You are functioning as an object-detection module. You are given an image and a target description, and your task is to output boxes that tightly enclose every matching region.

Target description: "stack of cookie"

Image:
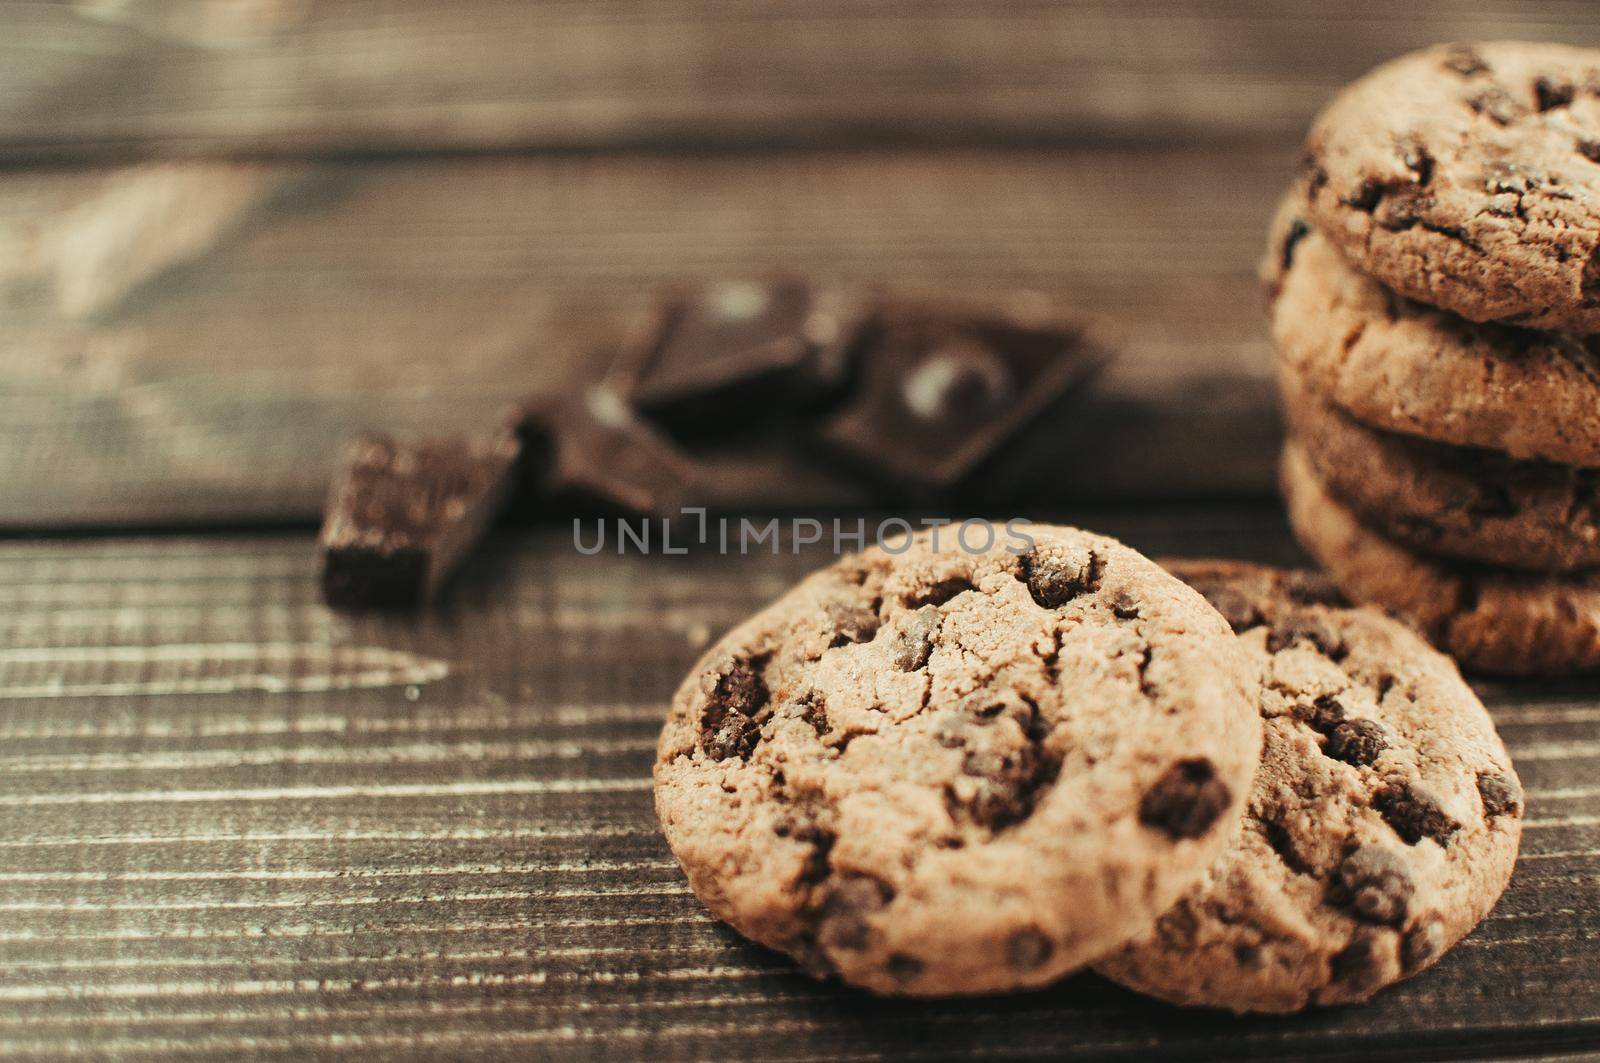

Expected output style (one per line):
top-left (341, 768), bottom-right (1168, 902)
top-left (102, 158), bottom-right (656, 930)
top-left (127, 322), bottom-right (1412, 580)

top-left (1268, 41), bottom-right (1600, 675)
top-left (654, 529), bottom-right (1525, 1011)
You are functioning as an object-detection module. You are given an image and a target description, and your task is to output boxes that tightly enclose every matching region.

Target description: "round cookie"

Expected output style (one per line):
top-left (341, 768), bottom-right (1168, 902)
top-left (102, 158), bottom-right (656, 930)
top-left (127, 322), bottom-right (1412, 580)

top-left (1302, 41), bottom-right (1600, 332)
top-left (654, 525), bottom-right (1262, 996)
top-left (1094, 561), bottom-right (1524, 1014)
top-left (1282, 441), bottom-right (1600, 676)
top-left (1281, 362), bottom-right (1600, 572)
top-left (1266, 195), bottom-right (1600, 467)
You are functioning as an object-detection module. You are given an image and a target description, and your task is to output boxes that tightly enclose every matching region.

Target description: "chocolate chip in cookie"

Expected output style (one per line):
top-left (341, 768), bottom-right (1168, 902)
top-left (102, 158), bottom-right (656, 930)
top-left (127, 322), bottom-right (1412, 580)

top-left (950, 741), bottom-right (1060, 833)
top-left (1335, 845), bottom-right (1416, 925)
top-left (814, 875), bottom-right (895, 952)
top-left (699, 655), bottom-right (771, 760)
top-left (1374, 782), bottom-right (1461, 846)
top-left (704, 656), bottom-right (769, 717)
top-left (1402, 917), bottom-right (1448, 971)
top-left (891, 606), bottom-right (941, 671)
top-left (1477, 771), bottom-right (1525, 820)
top-left (1018, 548), bottom-right (1105, 608)
top-left (1442, 45), bottom-right (1489, 77)
top-left (826, 600), bottom-right (881, 648)
top-left (1140, 758), bottom-right (1232, 840)
top-left (1329, 929), bottom-right (1387, 993)
top-left (1324, 719), bottom-right (1392, 767)
top-left (702, 712), bottom-right (761, 761)
top-left (1006, 928), bottom-right (1054, 970)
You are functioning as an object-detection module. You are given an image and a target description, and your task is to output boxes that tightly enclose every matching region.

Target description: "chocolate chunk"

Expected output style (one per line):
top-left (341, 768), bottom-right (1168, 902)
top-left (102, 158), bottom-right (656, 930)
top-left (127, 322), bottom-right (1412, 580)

top-left (1376, 188), bottom-right (1434, 231)
top-left (319, 432), bottom-right (521, 609)
top-left (1535, 76), bottom-right (1575, 111)
top-left (1442, 45), bottom-right (1489, 77)
top-left (1006, 928), bottom-right (1054, 970)
top-left (826, 601), bottom-right (880, 648)
top-left (632, 281), bottom-right (869, 436)
top-left (1155, 905), bottom-right (1200, 949)
top-left (1019, 548), bottom-right (1104, 608)
top-left (1374, 782), bottom-right (1461, 846)
top-left (892, 606), bottom-right (940, 671)
top-left (704, 657), bottom-right (770, 718)
top-left (1477, 771), bottom-right (1525, 820)
top-left (1402, 918), bottom-right (1447, 971)
top-left (1139, 758), bottom-right (1232, 839)
top-left (815, 875), bottom-right (893, 951)
top-left (698, 656), bottom-right (770, 760)
top-left (816, 295), bottom-right (1107, 489)
top-left (1579, 139), bottom-right (1600, 165)
top-left (1467, 84), bottom-right (1527, 125)
top-left (1324, 719), bottom-right (1391, 767)
top-left (1336, 845), bottom-right (1415, 925)
top-left (1329, 929), bottom-right (1386, 991)
top-left (948, 739), bottom-right (1059, 832)
top-left (1296, 693), bottom-right (1349, 735)
top-left (1110, 590), bottom-right (1142, 620)
top-left (702, 711), bottom-right (760, 761)
top-left (519, 387), bottom-right (699, 519)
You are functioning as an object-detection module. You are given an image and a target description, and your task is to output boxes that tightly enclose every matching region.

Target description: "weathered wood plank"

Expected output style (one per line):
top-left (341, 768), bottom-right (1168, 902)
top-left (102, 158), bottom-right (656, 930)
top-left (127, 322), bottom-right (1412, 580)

top-left (0, 145), bottom-right (1292, 526)
top-left (2, 1), bottom-right (1599, 161)
top-left (0, 520), bottom-right (1594, 1060)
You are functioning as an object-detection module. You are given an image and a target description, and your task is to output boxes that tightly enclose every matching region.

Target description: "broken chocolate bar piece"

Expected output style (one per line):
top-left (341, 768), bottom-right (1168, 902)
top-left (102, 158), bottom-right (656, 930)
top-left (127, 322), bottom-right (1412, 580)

top-left (320, 432), bottom-right (520, 609)
top-left (518, 386), bottom-right (699, 519)
top-left (815, 294), bottom-right (1107, 489)
top-left (631, 280), bottom-right (870, 436)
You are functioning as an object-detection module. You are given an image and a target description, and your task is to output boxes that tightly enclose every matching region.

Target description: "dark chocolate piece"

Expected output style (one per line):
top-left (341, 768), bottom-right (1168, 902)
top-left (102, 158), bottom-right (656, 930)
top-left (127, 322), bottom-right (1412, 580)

top-left (320, 432), bottom-right (520, 609)
top-left (815, 294), bottom-right (1105, 489)
top-left (519, 386), bottom-right (699, 519)
top-left (631, 280), bottom-right (870, 436)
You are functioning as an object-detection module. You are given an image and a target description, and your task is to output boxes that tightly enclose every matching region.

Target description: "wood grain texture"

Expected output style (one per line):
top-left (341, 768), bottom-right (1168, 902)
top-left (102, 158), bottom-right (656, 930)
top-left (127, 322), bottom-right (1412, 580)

top-left (0, 144), bottom-right (1290, 527)
top-left (0, 516), bottom-right (1595, 1060)
top-left (2, 1), bottom-right (1600, 161)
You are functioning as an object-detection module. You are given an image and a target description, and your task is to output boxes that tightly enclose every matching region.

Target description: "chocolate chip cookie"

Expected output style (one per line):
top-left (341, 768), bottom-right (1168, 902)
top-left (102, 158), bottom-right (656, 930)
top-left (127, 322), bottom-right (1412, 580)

top-left (1267, 196), bottom-right (1600, 467)
top-left (654, 525), bottom-right (1262, 996)
top-left (1302, 41), bottom-right (1600, 332)
top-left (1281, 363), bottom-right (1600, 572)
top-left (1283, 442), bottom-right (1600, 675)
top-left (1094, 561), bottom-right (1524, 1013)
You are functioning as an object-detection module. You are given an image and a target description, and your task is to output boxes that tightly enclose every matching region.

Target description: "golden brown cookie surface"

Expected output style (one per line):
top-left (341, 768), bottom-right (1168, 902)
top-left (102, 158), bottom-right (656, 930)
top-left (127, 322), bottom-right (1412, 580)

top-left (1095, 560), bottom-right (1524, 1013)
top-left (653, 525), bottom-right (1261, 996)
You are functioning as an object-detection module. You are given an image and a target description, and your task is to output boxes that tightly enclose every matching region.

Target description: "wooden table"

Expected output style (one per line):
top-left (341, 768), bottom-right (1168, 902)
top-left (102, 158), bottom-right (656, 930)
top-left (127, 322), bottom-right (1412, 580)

top-left (2, 512), bottom-right (1597, 1060)
top-left (4, 2), bottom-right (1600, 1058)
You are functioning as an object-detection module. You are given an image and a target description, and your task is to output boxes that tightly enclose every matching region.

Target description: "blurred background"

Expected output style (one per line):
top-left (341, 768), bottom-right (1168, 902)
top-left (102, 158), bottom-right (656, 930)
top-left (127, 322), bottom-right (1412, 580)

top-left (3, 0), bottom-right (1597, 527)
